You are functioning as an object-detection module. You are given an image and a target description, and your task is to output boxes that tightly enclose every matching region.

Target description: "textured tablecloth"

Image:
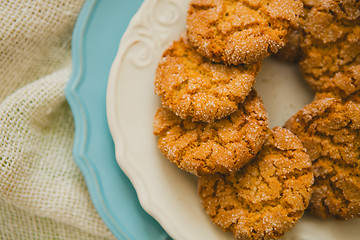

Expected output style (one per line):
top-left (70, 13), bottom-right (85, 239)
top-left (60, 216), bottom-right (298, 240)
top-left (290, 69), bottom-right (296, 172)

top-left (0, 1), bottom-right (115, 239)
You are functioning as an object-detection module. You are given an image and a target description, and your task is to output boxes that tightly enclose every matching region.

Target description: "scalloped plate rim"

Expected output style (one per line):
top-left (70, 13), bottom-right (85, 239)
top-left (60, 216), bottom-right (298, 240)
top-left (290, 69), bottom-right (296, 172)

top-left (106, 1), bottom-right (190, 239)
top-left (65, 0), bottom-right (128, 237)
top-left (65, 0), bottom-right (169, 239)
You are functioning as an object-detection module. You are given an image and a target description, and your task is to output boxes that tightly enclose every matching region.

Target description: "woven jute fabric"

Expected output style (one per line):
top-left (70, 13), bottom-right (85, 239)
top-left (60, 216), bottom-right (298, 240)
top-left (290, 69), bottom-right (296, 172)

top-left (0, 1), bottom-right (115, 239)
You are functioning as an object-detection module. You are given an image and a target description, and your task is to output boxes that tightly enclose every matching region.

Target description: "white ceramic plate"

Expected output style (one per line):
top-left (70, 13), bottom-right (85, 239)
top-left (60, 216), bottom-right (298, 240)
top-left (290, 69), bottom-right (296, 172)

top-left (107, 0), bottom-right (360, 239)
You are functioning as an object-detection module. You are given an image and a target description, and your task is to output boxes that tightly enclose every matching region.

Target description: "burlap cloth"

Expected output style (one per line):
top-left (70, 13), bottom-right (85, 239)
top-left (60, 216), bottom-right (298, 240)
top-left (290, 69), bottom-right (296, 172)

top-left (0, 1), bottom-right (116, 239)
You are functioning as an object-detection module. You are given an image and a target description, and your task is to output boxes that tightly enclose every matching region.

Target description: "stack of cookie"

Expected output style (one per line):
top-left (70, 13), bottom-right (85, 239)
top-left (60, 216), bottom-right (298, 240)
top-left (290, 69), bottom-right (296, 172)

top-left (280, 0), bottom-right (360, 221)
top-left (153, 1), bottom-right (318, 239)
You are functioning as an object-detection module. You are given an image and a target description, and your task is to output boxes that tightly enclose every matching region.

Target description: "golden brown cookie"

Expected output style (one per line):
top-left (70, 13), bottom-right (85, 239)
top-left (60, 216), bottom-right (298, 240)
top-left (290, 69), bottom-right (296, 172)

top-left (285, 95), bottom-right (360, 219)
top-left (299, 0), bottom-right (360, 98)
top-left (155, 36), bottom-right (261, 123)
top-left (198, 127), bottom-right (313, 240)
top-left (153, 90), bottom-right (268, 176)
top-left (186, 0), bottom-right (304, 65)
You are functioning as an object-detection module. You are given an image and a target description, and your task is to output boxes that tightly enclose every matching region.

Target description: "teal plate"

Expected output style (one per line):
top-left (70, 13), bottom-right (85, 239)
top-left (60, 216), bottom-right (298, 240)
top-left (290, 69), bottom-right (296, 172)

top-left (65, 0), bottom-right (169, 239)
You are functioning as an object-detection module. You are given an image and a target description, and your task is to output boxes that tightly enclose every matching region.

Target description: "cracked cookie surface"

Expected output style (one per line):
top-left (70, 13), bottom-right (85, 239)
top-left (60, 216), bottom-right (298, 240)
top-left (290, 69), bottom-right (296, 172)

top-left (155, 36), bottom-right (260, 123)
top-left (285, 95), bottom-right (360, 219)
top-left (198, 127), bottom-right (313, 240)
top-left (153, 90), bottom-right (268, 176)
top-left (299, 0), bottom-right (360, 98)
top-left (186, 0), bottom-right (304, 65)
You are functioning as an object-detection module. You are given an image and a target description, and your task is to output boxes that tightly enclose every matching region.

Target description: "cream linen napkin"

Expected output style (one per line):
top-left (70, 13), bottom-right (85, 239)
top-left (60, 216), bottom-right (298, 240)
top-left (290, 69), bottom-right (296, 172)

top-left (0, 1), bottom-right (115, 239)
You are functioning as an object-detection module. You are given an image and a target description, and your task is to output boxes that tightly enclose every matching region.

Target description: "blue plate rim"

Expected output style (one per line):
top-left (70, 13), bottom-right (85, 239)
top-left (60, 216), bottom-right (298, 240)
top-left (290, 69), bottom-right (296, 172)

top-left (65, 0), bottom-right (131, 238)
top-left (64, 0), bottom-right (168, 239)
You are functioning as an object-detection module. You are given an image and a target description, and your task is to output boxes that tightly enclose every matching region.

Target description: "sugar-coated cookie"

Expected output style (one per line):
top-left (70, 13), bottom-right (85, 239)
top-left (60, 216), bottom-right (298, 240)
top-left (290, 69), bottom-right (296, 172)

top-left (286, 95), bottom-right (360, 219)
top-left (299, 0), bottom-right (360, 98)
top-left (198, 127), bottom-right (313, 240)
top-left (155, 36), bottom-right (261, 123)
top-left (186, 0), bottom-right (304, 65)
top-left (153, 90), bottom-right (268, 176)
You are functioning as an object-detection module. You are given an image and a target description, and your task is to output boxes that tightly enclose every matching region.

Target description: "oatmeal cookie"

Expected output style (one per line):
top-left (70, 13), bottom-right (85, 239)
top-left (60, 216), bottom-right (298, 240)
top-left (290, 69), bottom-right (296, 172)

top-left (186, 0), bottom-right (304, 65)
top-left (285, 95), bottom-right (360, 219)
top-left (198, 127), bottom-right (313, 240)
top-left (153, 90), bottom-right (268, 176)
top-left (299, 0), bottom-right (360, 98)
top-left (155, 36), bottom-right (261, 123)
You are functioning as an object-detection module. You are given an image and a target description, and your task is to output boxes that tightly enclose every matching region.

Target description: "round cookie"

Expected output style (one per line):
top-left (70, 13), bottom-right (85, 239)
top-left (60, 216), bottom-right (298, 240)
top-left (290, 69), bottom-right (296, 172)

top-left (186, 0), bottom-right (304, 65)
top-left (299, 0), bottom-right (360, 98)
top-left (285, 95), bottom-right (360, 219)
top-left (153, 90), bottom-right (268, 176)
top-left (155, 36), bottom-right (261, 123)
top-left (198, 127), bottom-right (313, 240)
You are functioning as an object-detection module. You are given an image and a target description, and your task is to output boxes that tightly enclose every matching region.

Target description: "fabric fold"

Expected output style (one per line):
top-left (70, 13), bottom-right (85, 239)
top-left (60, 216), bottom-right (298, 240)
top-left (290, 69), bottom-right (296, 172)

top-left (0, 1), bottom-right (115, 239)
